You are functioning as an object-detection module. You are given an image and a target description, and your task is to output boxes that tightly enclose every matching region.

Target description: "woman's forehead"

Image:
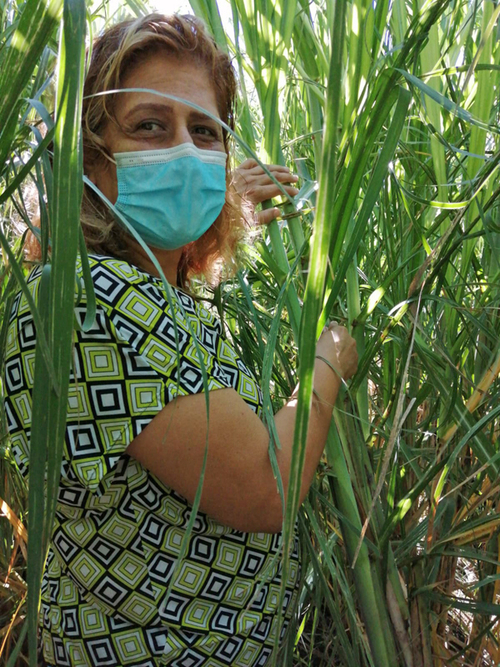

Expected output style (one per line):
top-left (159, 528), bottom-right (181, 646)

top-left (116, 54), bottom-right (221, 116)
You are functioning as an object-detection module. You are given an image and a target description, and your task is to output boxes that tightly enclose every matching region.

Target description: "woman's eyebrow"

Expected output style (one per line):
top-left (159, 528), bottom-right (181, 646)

top-left (122, 102), bottom-right (173, 121)
top-left (189, 110), bottom-right (219, 123)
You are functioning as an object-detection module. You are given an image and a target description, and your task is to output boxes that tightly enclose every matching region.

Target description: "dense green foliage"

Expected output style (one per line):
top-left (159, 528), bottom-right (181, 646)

top-left (1, 0), bottom-right (500, 665)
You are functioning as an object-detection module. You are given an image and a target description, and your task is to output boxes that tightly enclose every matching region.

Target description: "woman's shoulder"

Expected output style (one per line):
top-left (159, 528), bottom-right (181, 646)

top-left (80, 255), bottom-right (224, 333)
top-left (82, 254), bottom-right (157, 289)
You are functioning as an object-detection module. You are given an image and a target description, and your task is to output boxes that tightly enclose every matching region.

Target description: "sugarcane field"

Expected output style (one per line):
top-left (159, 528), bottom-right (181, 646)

top-left (0, 0), bottom-right (499, 665)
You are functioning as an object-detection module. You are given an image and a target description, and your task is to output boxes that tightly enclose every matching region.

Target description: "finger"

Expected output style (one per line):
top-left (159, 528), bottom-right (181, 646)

top-left (245, 164), bottom-right (299, 179)
top-left (248, 184), bottom-right (299, 201)
top-left (249, 172), bottom-right (299, 186)
top-left (256, 207), bottom-right (281, 226)
top-left (254, 163), bottom-right (294, 173)
top-left (238, 158), bottom-right (259, 170)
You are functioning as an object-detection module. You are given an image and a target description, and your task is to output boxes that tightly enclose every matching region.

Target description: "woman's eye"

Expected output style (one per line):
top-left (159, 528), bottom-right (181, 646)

top-left (193, 126), bottom-right (217, 138)
top-left (137, 120), bottom-right (163, 132)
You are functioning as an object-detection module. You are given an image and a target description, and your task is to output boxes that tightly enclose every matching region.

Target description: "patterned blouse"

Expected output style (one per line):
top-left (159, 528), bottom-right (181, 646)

top-left (4, 256), bottom-right (301, 667)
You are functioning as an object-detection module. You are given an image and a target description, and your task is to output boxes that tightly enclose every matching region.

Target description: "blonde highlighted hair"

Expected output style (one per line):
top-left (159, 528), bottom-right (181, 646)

top-left (81, 13), bottom-right (245, 286)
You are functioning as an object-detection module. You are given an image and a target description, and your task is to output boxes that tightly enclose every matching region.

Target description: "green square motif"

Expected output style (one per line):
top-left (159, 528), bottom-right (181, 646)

top-left (65, 639), bottom-right (88, 666)
top-left (214, 541), bottom-right (244, 574)
top-left (119, 593), bottom-right (157, 625)
top-left (224, 578), bottom-right (253, 606)
top-left (113, 629), bottom-right (149, 663)
top-left (79, 604), bottom-right (108, 636)
top-left (58, 577), bottom-right (79, 606)
top-left (174, 561), bottom-right (209, 596)
top-left (234, 638), bottom-right (262, 666)
top-left (100, 513), bottom-right (137, 547)
top-left (111, 552), bottom-right (146, 587)
top-left (71, 552), bottom-right (105, 589)
top-left (182, 599), bottom-right (216, 630)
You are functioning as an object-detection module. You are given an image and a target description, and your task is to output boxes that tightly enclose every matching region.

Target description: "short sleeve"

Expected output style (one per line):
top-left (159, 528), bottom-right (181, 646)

top-left (4, 257), bottom-right (234, 496)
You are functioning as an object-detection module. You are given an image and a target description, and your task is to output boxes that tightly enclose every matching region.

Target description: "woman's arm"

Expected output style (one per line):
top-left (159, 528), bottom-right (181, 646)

top-left (126, 324), bottom-right (357, 533)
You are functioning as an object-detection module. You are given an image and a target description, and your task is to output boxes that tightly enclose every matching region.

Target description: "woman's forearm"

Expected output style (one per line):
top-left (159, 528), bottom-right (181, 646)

top-left (272, 357), bottom-right (342, 507)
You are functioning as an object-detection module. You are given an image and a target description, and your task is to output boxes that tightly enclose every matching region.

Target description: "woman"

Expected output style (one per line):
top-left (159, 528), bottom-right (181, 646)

top-left (4, 14), bottom-right (358, 666)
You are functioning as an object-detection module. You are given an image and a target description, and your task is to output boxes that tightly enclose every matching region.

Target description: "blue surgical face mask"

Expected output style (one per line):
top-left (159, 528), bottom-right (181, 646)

top-left (113, 143), bottom-right (227, 251)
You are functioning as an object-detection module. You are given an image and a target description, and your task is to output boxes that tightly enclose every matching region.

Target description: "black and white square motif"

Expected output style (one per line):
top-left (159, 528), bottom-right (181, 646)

top-left (210, 606), bottom-right (238, 635)
top-left (177, 291), bottom-right (196, 313)
top-left (11, 444), bottom-right (27, 476)
top-left (177, 361), bottom-right (203, 393)
top-left (49, 578), bottom-right (60, 603)
top-left (111, 314), bottom-right (149, 350)
top-left (87, 535), bottom-right (121, 567)
top-left (217, 363), bottom-right (238, 388)
top-left (175, 629), bottom-right (204, 646)
top-left (156, 316), bottom-right (190, 352)
top-left (52, 528), bottom-right (79, 562)
top-left (116, 495), bottom-right (137, 522)
top-left (170, 648), bottom-right (205, 667)
top-left (41, 602), bottom-right (50, 628)
top-left (250, 615), bottom-right (272, 641)
top-left (9, 292), bottom-right (21, 322)
top-left (249, 585), bottom-right (268, 612)
top-left (215, 636), bottom-right (244, 664)
top-left (271, 533), bottom-right (282, 551)
top-left (280, 617), bottom-right (290, 640)
top-left (92, 267), bottom-right (126, 303)
top-left (237, 358), bottom-right (252, 377)
top-left (138, 576), bottom-right (157, 602)
top-left (239, 550), bottom-right (266, 578)
top-left (200, 325), bottom-right (217, 354)
top-left (133, 418), bottom-right (154, 437)
top-left (52, 637), bottom-right (71, 667)
top-left (134, 479), bottom-right (162, 511)
top-left (93, 574), bottom-right (128, 607)
top-left (159, 593), bottom-right (190, 623)
top-left (61, 608), bottom-right (79, 637)
top-left (210, 362), bottom-right (231, 387)
top-left (17, 313), bottom-right (36, 348)
top-left (141, 283), bottom-right (165, 307)
top-left (4, 357), bottom-right (24, 392)
top-left (75, 307), bottom-right (111, 340)
top-left (87, 638), bottom-right (119, 666)
top-left (122, 347), bottom-right (158, 377)
top-left (89, 383), bottom-right (126, 417)
top-left (109, 613), bottom-right (135, 632)
top-left (145, 627), bottom-right (167, 656)
top-left (140, 514), bottom-right (167, 546)
top-left (127, 531), bottom-right (146, 557)
top-left (256, 646), bottom-right (273, 667)
top-left (188, 536), bottom-right (216, 564)
top-left (67, 423), bottom-right (101, 456)
top-left (182, 512), bottom-right (208, 533)
top-left (3, 400), bottom-right (20, 433)
top-left (281, 589), bottom-right (293, 611)
top-left (199, 571), bottom-right (232, 601)
top-left (148, 552), bottom-right (175, 584)
top-left (92, 507), bottom-right (113, 529)
top-left (226, 529), bottom-right (247, 544)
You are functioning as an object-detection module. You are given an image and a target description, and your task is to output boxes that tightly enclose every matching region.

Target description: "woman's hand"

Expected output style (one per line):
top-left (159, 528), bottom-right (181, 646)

top-left (232, 158), bottom-right (299, 225)
top-left (316, 322), bottom-right (358, 381)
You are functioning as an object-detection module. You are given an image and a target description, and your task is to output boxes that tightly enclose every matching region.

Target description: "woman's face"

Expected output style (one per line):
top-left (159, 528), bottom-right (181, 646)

top-left (87, 52), bottom-right (225, 203)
